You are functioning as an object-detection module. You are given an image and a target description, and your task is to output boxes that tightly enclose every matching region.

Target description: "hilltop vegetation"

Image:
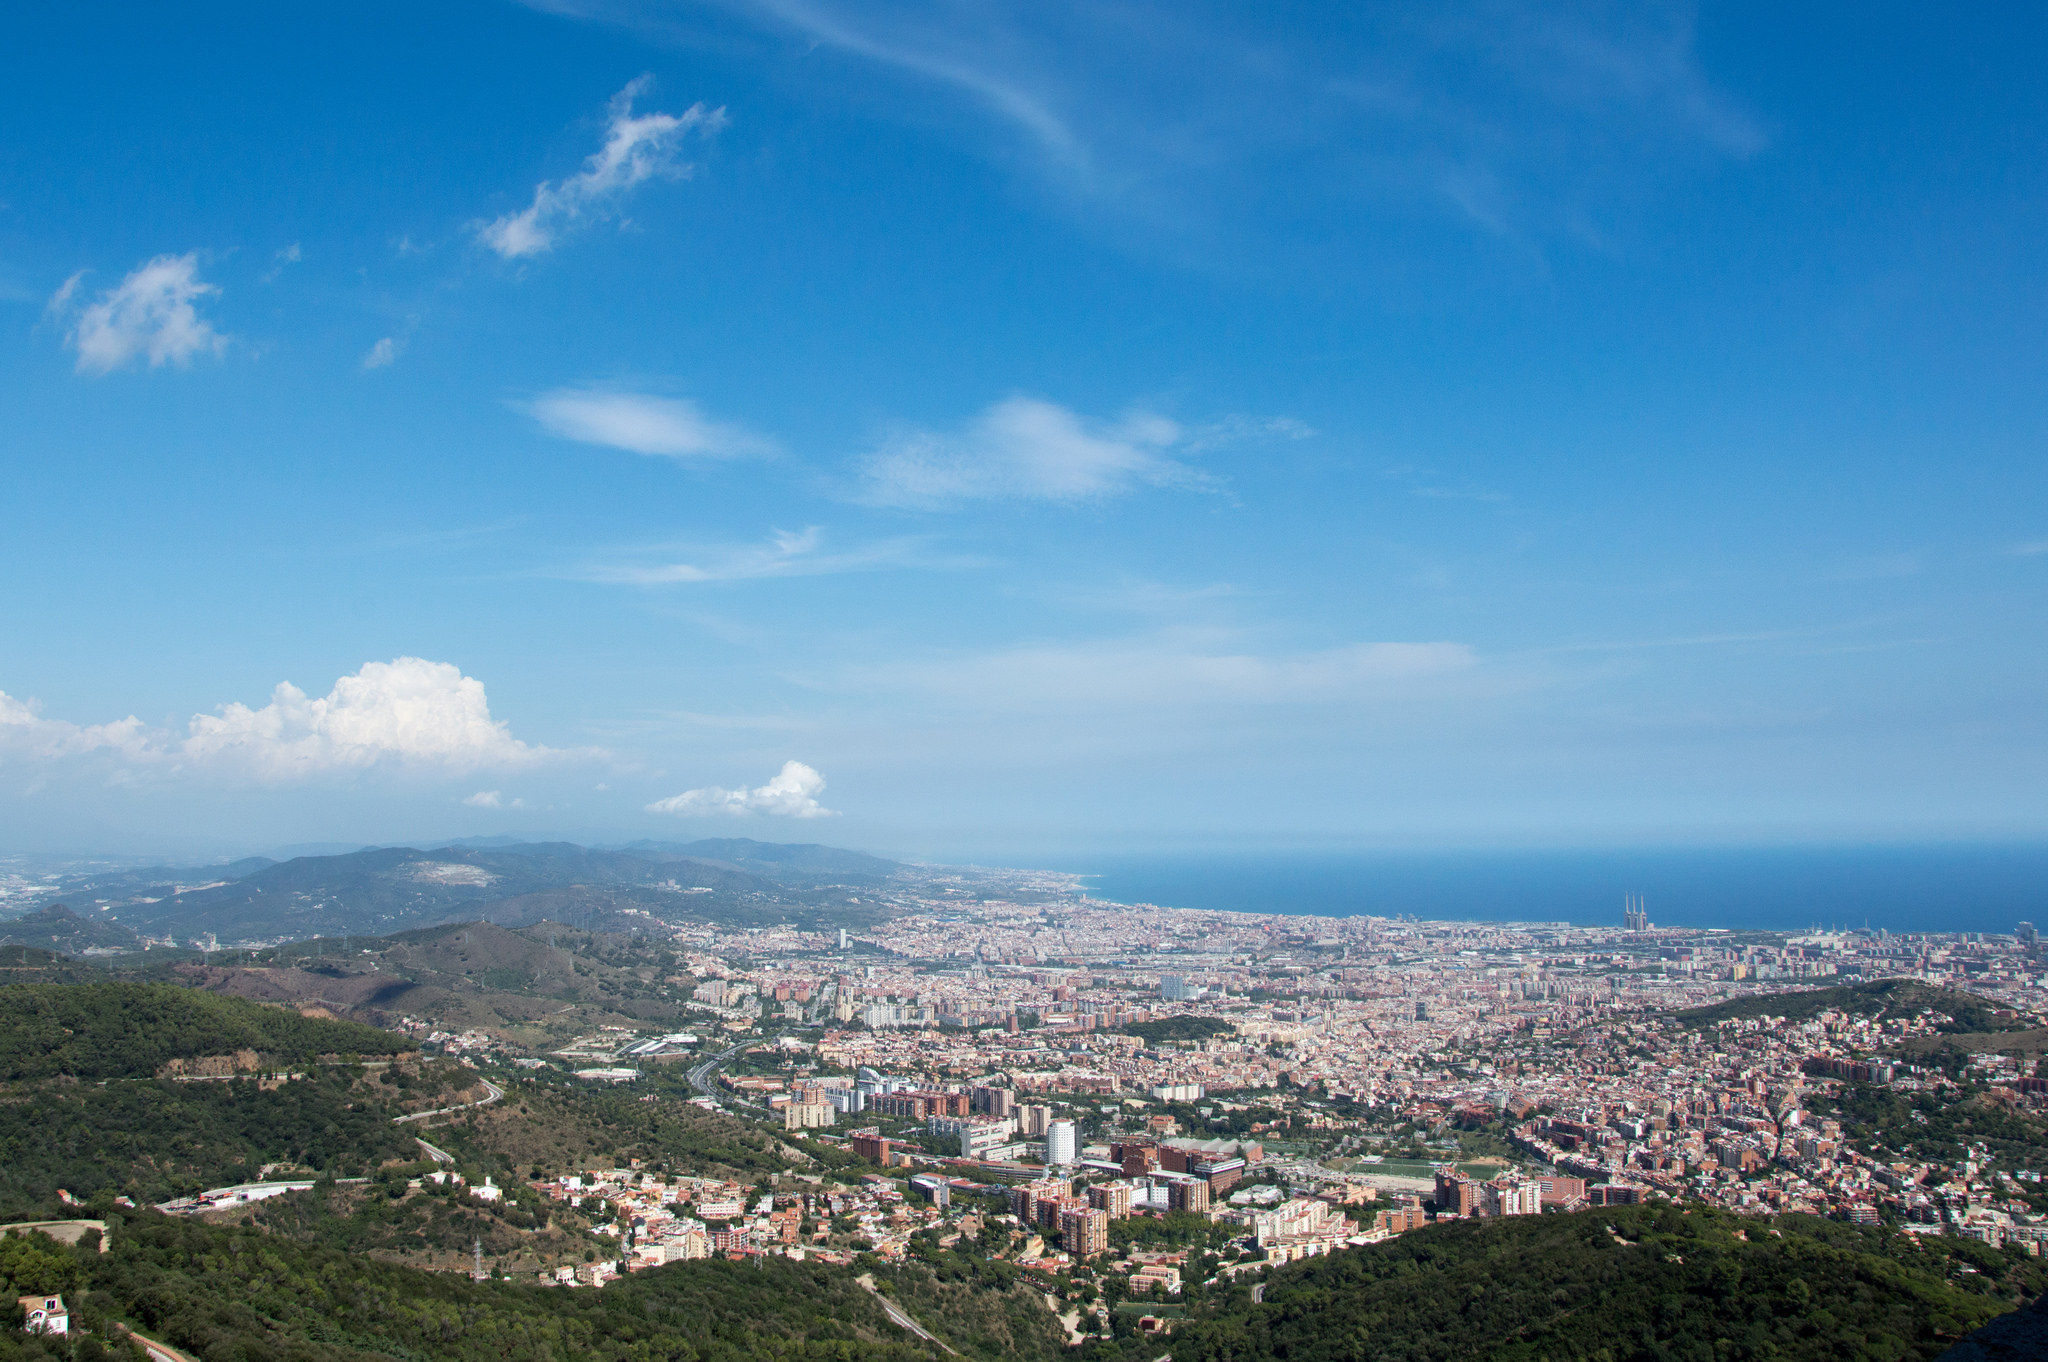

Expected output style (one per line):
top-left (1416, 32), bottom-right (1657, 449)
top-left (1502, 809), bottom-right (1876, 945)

top-left (1673, 978), bottom-right (2026, 1034)
top-left (0, 904), bottom-right (141, 956)
top-left (428, 1069), bottom-right (806, 1182)
top-left (0, 982), bottom-right (462, 1216)
top-left (0, 1065), bottom-right (425, 1215)
top-left (0, 1215), bottom-right (939, 1362)
top-left (181, 919), bottom-right (695, 1043)
top-left (0, 1201), bottom-right (2032, 1362)
top-left (0, 946), bottom-right (124, 985)
top-left (0, 982), bottom-right (409, 1080)
top-left (1087, 1205), bottom-right (2027, 1362)
top-left (235, 1171), bottom-right (598, 1276)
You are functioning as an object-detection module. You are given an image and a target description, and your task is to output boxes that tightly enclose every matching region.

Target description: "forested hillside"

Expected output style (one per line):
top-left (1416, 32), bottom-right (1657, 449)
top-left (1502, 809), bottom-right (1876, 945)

top-left (0, 905), bottom-right (141, 956)
top-left (1087, 1204), bottom-right (2025, 1362)
top-left (183, 919), bottom-right (696, 1041)
top-left (0, 1216), bottom-right (940, 1362)
top-left (0, 1202), bottom-right (2032, 1362)
top-left (0, 1067), bottom-right (424, 1214)
top-left (1674, 979), bottom-right (2026, 1034)
top-left (0, 982), bottom-right (409, 1080)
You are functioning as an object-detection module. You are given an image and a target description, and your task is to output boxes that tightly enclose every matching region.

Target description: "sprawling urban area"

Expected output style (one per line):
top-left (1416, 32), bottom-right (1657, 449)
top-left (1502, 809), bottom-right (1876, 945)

top-left (381, 865), bottom-right (2048, 1305)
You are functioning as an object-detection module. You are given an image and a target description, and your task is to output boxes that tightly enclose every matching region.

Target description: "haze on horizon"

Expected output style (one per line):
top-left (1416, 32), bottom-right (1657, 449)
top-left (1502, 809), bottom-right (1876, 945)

top-left (4, 2), bottom-right (2046, 862)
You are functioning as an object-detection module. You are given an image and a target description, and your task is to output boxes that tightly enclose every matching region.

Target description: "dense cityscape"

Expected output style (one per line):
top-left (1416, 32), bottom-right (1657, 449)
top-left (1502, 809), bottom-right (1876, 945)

top-left (412, 868), bottom-right (2048, 1306)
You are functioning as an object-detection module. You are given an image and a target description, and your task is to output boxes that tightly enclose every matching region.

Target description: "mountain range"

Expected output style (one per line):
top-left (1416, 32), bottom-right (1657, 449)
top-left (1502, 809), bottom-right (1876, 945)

top-left (7, 838), bottom-right (905, 949)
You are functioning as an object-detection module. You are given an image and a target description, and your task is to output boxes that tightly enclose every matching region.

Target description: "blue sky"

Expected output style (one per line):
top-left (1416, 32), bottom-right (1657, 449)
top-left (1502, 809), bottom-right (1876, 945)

top-left (3, 1), bottom-right (2046, 860)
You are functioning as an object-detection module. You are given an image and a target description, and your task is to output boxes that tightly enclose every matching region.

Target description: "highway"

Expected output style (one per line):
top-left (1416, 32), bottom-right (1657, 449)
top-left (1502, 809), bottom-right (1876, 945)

top-left (686, 1042), bottom-right (764, 1110)
top-left (393, 1076), bottom-right (504, 1125)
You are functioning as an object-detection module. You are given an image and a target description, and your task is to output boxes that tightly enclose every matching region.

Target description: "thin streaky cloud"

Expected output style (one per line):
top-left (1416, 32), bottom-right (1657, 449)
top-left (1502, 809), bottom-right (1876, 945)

top-left (526, 387), bottom-right (776, 460)
top-left (570, 527), bottom-right (969, 585)
top-left (744, 0), bottom-right (1084, 166)
top-left (834, 630), bottom-right (1477, 711)
top-left (858, 396), bottom-right (1201, 507)
top-left (532, 0), bottom-right (1763, 259)
top-left (477, 76), bottom-right (725, 259)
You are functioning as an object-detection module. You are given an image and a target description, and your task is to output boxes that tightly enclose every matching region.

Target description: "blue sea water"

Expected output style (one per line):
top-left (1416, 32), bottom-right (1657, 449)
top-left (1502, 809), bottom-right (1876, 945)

top-left (1052, 845), bottom-right (2048, 937)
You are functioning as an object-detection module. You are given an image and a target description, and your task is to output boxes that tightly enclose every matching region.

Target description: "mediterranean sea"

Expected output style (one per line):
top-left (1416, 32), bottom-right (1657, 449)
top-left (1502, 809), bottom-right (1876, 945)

top-left (1052, 844), bottom-right (2048, 937)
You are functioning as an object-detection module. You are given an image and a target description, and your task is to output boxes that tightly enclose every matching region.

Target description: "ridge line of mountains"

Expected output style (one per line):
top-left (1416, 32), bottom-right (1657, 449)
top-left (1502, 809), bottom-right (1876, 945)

top-left (0, 837), bottom-right (904, 953)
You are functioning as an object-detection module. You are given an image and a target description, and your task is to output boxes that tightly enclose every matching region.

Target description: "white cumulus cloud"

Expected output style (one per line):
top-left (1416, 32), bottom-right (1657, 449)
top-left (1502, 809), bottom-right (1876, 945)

top-left (527, 388), bottom-right (773, 459)
top-left (362, 336), bottom-right (404, 370)
top-left (183, 658), bottom-right (553, 779)
top-left (0, 692), bottom-right (158, 762)
top-left (0, 658), bottom-right (581, 784)
top-left (478, 77), bottom-right (725, 259)
top-left (860, 397), bottom-right (1198, 506)
top-left (463, 790), bottom-right (527, 808)
top-left (646, 760), bottom-right (838, 818)
top-left (57, 254), bottom-right (229, 375)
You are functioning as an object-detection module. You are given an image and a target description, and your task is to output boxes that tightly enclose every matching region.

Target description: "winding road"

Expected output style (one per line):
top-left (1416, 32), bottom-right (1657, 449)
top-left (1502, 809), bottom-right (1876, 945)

top-left (858, 1276), bottom-right (958, 1355)
top-left (126, 1328), bottom-right (200, 1362)
top-left (394, 1076), bottom-right (504, 1125)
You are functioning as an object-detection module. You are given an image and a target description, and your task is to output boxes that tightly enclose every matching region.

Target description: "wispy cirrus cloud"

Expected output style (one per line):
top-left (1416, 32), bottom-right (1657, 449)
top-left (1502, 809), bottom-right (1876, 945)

top-left (526, 387), bottom-right (775, 459)
top-left (840, 630), bottom-right (1477, 710)
top-left (526, 1), bottom-right (1760, 257)
top-left (477, 76), bottom-right (725, 259)
top-left (258, 242), bottom-right (301, 284)
top-left (361, 336), bottom-right (404, 370)
top-left (572, 526), bottom-right (960, 585)
top-left (51, 254), bottom-right (229, 375)
top-left (858, 396), bottom-right (1202, 507)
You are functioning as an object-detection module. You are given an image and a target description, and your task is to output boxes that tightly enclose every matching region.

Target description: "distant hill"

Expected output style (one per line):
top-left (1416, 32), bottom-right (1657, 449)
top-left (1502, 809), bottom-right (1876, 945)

top-left (0, 944), bottom-right (121, 984)
top-left (101, 843), bottom-right (751, 941)
top-left (0, 903), bottom-right (142, 955)
top-left (1673, 978), bottom-right (2030, 1034)
top-left (620, 837), bottom-right (900, 880)
top-left (56, 839), bottom-right (900, 944)
top-left (0, 981), bottom-right (410, 1080)
top-left (180, 919), bottom-right (694, 1041)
